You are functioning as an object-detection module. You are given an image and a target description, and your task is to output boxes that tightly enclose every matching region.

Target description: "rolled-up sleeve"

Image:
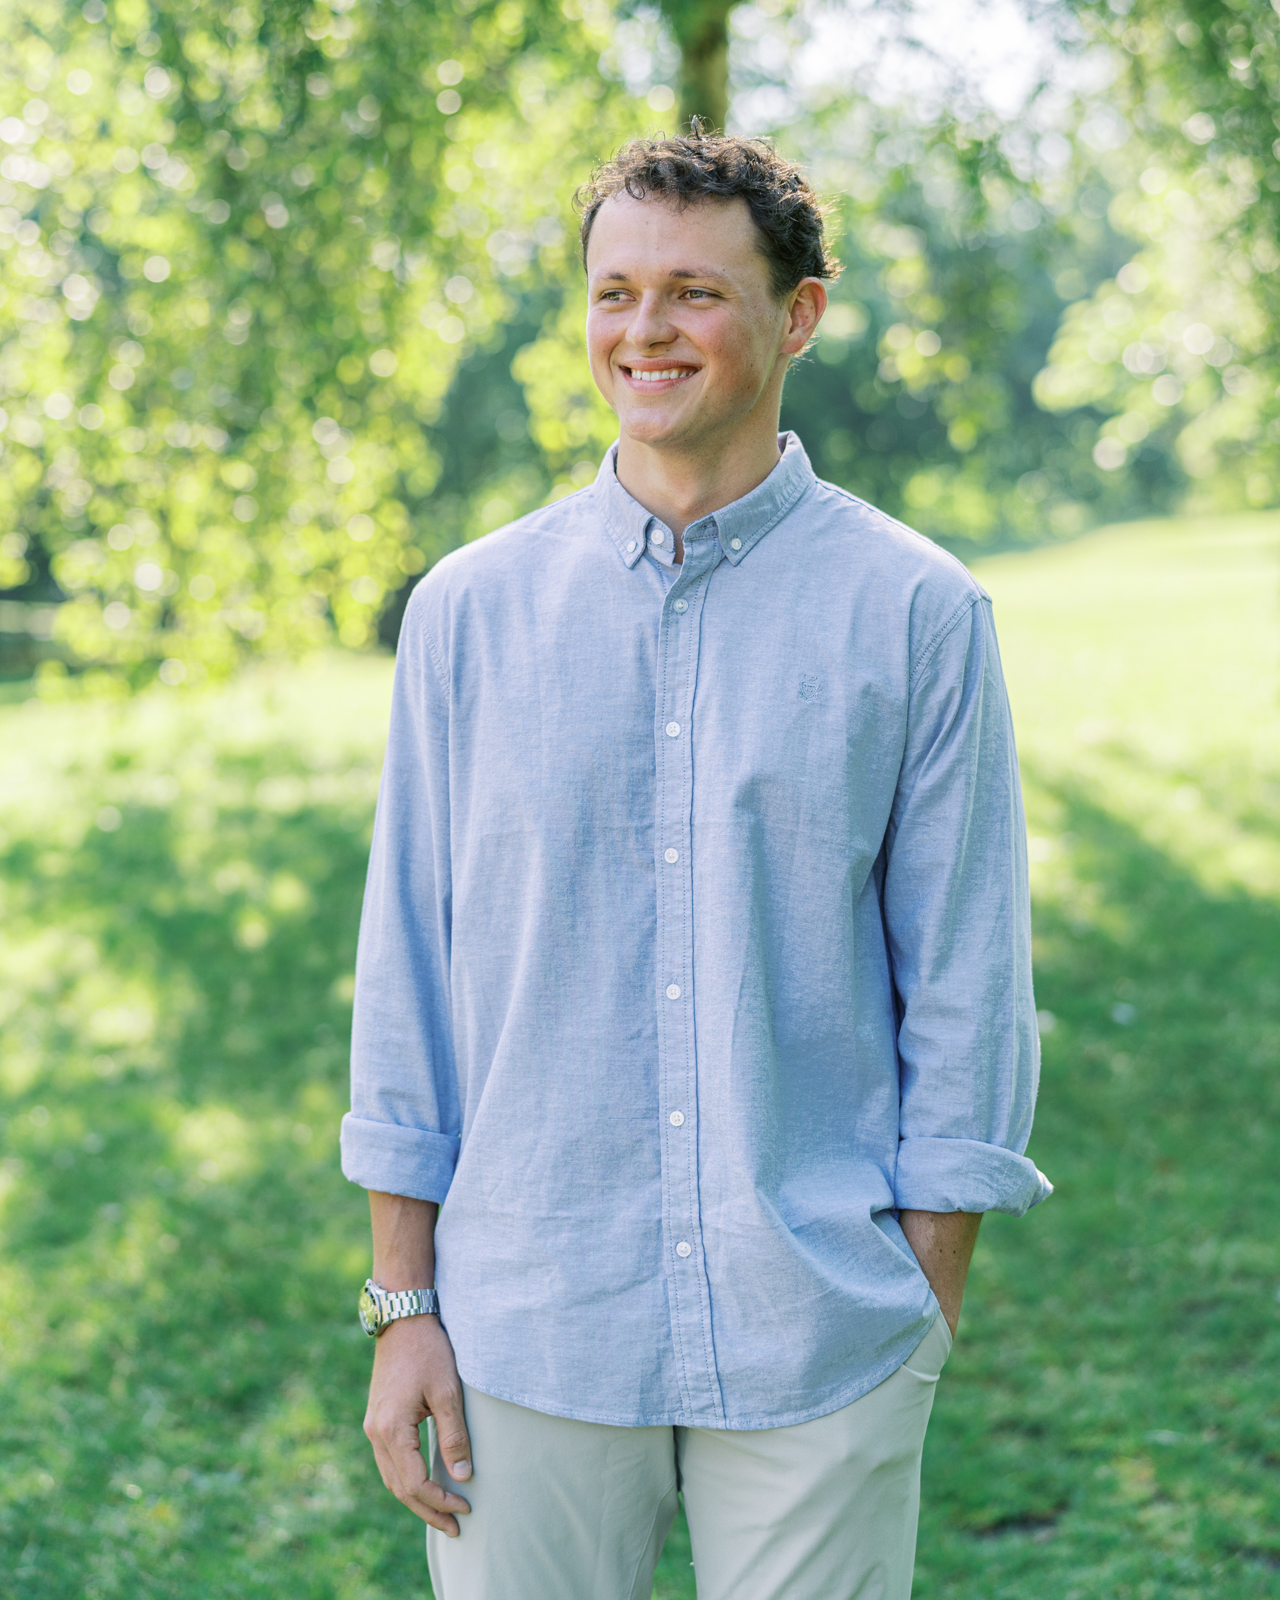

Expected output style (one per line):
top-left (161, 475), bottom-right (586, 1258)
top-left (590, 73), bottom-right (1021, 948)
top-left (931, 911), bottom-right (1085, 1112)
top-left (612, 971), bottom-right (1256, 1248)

top-left (339, 594), bottom-right (461, 1202)
top-left (885, 593), bottom-right (1052, 1218)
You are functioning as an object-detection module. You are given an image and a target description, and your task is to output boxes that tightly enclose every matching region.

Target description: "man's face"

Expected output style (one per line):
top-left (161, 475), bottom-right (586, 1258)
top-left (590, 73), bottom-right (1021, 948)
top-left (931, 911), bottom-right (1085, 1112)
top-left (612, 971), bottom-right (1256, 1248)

top-left (585, 193), bottom-right (804, 453)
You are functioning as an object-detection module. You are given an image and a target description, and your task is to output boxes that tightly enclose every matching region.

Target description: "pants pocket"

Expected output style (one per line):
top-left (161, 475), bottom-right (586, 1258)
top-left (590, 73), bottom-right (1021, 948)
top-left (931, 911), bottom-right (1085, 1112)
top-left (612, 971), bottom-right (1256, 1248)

top-left (899, 1312), bottom-right (952, 1382)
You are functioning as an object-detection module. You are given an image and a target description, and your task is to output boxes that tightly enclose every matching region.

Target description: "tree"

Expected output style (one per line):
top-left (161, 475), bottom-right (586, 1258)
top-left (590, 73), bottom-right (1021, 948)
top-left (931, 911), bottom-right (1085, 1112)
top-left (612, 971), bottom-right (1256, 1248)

top-left (660, 0), bottom-right (735, 132)
top-left (8, 0), bottom-right (1259, 692)
top-left (0, 0), bottom-right (640, 688)
top-left (1029, 0), bottom-right (1280, 509)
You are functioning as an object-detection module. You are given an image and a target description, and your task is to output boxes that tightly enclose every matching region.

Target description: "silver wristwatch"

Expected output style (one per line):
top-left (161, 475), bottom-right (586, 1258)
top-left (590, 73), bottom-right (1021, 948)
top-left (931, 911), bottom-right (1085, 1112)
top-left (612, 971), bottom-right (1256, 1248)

top-left (358, 1278), bottom-right (440, 1337)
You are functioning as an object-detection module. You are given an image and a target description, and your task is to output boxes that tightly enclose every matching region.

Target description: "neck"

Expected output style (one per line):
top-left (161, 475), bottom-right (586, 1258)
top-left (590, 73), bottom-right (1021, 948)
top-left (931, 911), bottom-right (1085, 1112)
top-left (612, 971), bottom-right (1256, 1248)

top-left (614, 415), bottom-right (784, 550)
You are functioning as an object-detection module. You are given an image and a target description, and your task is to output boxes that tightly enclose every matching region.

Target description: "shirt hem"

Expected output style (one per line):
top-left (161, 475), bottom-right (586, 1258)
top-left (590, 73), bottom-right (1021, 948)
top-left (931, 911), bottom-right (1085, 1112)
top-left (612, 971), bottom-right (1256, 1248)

top-left (455, 1336), bottom-right (934, 1432)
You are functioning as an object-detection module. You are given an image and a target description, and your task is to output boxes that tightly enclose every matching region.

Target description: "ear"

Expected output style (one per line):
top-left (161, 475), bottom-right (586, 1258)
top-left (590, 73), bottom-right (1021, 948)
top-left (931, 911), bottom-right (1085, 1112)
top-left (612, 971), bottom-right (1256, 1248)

top-left (781, 278), bottom-right (828, 357)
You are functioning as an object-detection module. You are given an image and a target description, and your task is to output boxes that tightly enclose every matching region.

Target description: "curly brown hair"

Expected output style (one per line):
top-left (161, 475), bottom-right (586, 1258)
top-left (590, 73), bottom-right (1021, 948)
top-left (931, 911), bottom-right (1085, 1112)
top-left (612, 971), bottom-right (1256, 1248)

top-left (576, 130), bottom-right (842, 300)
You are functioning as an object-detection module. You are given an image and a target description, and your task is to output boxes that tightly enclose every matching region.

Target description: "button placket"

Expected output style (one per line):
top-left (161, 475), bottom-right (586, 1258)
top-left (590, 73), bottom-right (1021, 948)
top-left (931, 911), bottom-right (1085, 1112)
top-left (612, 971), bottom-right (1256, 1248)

top-left (653, 539), bottom-right (725, 1424)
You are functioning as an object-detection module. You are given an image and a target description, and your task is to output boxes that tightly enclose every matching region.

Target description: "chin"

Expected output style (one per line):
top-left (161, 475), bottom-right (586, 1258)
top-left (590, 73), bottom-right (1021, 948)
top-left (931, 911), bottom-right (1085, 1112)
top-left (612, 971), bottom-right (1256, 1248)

top-left (618, 408), bottom-right (696, 448)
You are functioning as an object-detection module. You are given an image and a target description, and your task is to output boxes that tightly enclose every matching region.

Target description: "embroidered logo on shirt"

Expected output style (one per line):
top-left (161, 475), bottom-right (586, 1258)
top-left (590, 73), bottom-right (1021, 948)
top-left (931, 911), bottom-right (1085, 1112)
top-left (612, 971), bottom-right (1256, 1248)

top-left (798, 674), bottom-right (824, 703)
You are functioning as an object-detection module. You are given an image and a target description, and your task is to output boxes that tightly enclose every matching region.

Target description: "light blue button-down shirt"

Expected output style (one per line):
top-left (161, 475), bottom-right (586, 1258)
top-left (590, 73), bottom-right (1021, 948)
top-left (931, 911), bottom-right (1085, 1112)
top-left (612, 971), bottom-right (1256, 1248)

top-left (341, 433), bottom-right (1051, 1430)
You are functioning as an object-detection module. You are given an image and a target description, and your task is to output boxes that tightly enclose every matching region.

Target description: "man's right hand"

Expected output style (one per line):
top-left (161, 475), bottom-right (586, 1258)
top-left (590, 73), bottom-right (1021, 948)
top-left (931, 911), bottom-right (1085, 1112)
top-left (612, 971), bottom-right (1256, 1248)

top-left (363, 1313), bottom-right (474, 1536)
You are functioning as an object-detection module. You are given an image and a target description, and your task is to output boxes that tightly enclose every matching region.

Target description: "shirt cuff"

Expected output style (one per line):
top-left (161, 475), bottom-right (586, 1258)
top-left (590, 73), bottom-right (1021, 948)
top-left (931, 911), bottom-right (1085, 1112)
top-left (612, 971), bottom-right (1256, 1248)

top-left (339, 1114), bottom-right (460, 1203)
top-left (894, 1135), bottom-right (1052, 1217)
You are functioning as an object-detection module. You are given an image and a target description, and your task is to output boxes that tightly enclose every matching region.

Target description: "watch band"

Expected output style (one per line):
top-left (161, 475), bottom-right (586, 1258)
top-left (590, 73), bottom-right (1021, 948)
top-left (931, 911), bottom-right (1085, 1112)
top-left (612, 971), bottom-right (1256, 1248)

top-left (381, 1286), bottom-right (440, 1321)
top-left (359, 1279), bottom-right (440, 1337)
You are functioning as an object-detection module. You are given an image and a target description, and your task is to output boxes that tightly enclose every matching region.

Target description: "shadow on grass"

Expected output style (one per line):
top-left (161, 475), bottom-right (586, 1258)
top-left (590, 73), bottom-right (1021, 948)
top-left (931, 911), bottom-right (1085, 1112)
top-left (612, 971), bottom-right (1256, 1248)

top-left (2, 734), bottom-right (1278, 1599)
top-left (916, 760), bottom-right (1280, 1599)
top-left (0, 731), bottom-right (421, 1599)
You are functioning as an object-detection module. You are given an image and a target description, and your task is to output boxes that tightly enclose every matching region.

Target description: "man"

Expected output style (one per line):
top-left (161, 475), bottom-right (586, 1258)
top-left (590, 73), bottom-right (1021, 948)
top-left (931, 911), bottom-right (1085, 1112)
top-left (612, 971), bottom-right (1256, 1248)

top-left (340, 131), bottom-right (1050, 1600)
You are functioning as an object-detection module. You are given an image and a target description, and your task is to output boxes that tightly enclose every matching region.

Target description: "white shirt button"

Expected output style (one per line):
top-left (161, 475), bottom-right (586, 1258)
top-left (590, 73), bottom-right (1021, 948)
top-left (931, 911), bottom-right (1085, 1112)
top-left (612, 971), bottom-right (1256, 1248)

top-left (666, 983), bottom-right (681, 1000)
top-left (730, 537), bottom-right (742, 551)
top-left (669, 1110), bottom-right (685, 1127)
top-left (665, 722), bottom-right (680, 738)
top-left (664, 847), bottom-right (679, 864)
top-left (675, 1240), bottom-right (692, 1257)
top-left (673, 597), bottom-right (688, 613)
top-left (626, 539), bottom-right (637, 553)
top-left (652, 530), bottom-right (665, 546)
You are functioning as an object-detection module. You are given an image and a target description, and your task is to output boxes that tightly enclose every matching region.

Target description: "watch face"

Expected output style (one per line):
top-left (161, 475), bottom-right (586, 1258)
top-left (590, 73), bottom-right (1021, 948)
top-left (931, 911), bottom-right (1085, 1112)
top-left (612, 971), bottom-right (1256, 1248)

top-left (358, 1285), bottom-right (381, 1336)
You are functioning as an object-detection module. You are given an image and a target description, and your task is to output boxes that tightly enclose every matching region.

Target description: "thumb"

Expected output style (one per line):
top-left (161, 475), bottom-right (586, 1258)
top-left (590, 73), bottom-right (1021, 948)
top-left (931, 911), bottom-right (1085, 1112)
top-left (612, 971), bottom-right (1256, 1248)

top-left (432, 1385), bottom-right (473, 1483)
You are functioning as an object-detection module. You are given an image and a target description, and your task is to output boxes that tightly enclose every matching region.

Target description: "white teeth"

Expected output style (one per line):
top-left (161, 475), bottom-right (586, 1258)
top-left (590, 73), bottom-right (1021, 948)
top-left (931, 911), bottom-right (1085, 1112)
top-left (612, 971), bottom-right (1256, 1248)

top-left (633, 369), bottom-right (688, 382)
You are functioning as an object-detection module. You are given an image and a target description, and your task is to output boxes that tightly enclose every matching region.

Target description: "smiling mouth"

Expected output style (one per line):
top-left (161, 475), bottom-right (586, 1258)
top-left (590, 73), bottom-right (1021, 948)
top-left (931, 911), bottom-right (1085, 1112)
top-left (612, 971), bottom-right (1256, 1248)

top-left (621, 366), bottom-right (699, 387)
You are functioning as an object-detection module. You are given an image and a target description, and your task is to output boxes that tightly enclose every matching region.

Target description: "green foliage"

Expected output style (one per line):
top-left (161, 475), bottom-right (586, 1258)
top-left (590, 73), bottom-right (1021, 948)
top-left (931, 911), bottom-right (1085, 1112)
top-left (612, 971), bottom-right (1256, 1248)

top-left (3, 515), bottom-right (1278, 1595)
top-left (513, 285), bottom-right (618, 483)
top-left (5, 0), bottom-right (1279, 687)
top-left (768, 89), bottom-right (1191, 551)
top-left (1034, 0), bottom-right (1280, 509)
top-left (0, 0), bottom-right (638, 686)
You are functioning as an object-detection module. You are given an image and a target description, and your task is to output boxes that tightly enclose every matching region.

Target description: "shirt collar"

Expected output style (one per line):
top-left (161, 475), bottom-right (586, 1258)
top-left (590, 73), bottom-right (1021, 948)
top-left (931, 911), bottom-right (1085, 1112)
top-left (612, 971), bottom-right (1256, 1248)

top-left (593, 432), bottom-right (816, 570)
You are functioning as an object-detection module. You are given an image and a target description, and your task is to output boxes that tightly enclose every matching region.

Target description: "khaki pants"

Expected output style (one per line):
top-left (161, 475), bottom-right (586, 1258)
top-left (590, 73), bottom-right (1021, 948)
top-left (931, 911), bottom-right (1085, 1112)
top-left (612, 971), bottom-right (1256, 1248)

top-left (427, 1313), bottom-right (951, 1600)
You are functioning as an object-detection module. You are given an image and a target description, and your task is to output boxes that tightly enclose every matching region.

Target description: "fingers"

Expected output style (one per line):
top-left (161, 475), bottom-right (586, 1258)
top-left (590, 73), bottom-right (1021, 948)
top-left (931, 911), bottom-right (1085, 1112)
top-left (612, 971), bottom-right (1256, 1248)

top-left (366, 1416), bottom-right (471, 1535)
top-left (362, 1317), bottom-right (474, 1535)
top-left (431, 1380), bottom-right (473, 1485)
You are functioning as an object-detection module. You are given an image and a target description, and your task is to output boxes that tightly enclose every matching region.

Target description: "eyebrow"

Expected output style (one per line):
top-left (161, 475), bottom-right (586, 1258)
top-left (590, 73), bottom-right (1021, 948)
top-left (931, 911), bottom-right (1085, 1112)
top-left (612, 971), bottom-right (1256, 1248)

top-left (597, 267), bottom-right (733, 284)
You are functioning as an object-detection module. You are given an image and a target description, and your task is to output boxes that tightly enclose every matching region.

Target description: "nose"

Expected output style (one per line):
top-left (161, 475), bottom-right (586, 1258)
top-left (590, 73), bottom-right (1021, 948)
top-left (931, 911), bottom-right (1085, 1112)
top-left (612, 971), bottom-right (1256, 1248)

top-left (626, 289), bottom-right (677, 350)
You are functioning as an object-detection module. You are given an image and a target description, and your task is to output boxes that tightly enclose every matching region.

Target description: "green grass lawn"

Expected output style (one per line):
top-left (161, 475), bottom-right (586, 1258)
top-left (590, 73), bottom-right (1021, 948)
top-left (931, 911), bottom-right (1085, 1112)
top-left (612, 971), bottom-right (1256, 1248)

top-left (2, 513), bottom-right (1278, 1599)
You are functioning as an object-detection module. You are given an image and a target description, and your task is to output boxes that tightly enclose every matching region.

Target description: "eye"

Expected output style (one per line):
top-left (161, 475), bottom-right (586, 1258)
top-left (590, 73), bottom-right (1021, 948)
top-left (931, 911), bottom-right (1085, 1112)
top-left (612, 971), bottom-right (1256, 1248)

top-left (682, 288), bottom-right (716, 301)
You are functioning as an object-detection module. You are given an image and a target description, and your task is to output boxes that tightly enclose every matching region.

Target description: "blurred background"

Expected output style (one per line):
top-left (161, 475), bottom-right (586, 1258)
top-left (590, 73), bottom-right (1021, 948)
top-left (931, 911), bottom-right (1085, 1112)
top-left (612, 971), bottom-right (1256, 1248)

top-left (0, 0), bottom-right (1277, 1596)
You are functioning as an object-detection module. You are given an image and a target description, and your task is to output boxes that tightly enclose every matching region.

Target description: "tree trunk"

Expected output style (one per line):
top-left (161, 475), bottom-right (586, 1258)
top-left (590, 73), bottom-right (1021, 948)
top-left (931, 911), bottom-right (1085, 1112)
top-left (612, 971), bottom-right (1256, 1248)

top-left (660, 0), bottom-right (736, 133)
